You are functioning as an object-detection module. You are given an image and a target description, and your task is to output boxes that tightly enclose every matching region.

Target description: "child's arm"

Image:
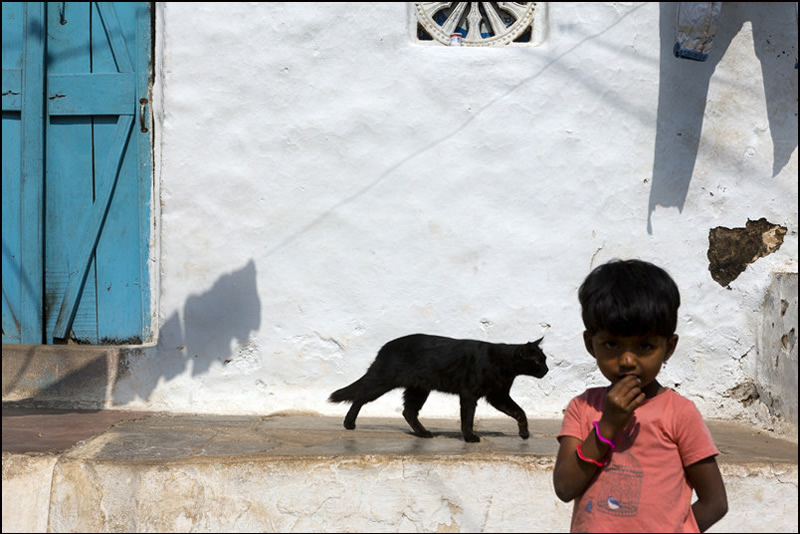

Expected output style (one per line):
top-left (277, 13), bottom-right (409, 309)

top-left (553, 433), bottom-right (610, 502)
top-left (554, 376), bottom-right (644, 502)
top-left (685, 456), bottom-right (728, 532)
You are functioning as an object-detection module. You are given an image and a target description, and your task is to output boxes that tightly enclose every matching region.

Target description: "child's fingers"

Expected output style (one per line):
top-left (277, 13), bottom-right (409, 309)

top-left (609, 376), bottom-right (642, 404)
top-left (630, 390), bottom-right (646, 410)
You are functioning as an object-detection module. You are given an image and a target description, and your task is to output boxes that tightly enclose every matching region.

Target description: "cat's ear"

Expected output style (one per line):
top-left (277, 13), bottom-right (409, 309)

top-left (532, 337), bottom-right (544, 346)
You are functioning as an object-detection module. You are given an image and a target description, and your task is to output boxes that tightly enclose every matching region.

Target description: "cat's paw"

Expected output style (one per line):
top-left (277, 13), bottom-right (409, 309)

top-left (464, 433), bottom-right (481, 443)
top-left (415, 430), bottom-right (434, 438)
top-left (343, 420), bottom-right (356, 430)
top-left (519, 430), bottom-right (530, 439)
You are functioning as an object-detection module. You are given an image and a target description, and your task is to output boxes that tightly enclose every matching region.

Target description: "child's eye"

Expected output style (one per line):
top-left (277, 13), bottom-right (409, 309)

top-left (603, 342), bottom-right (618, 349)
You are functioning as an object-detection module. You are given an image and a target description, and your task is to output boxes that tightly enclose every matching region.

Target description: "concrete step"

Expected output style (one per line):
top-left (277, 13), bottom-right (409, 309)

top-left (2, 408), bottom-right (797, 533)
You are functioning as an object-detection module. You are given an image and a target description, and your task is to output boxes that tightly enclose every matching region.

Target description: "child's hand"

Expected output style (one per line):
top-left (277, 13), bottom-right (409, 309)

top-left (600, 375), bottom-right (645, 437)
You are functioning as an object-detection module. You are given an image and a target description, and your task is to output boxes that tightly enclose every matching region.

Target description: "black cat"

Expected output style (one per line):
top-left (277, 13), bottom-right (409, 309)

top-left (329, 334), bottom-right (549, 442)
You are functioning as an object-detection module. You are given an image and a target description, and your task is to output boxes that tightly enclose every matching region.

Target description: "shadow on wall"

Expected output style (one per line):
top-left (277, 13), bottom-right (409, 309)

top-left (648, 2), bottom-right (798, 234)
top-left (113, 259), bottom-right (262, 404)
top-left (1, 260), bottom-right (261, 408)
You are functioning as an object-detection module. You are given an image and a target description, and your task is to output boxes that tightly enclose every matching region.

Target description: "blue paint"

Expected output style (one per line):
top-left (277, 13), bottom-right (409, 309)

top-left (2, 2), bottom-right (46, 344)
top-left (2, 2), bottom-right (152, 344)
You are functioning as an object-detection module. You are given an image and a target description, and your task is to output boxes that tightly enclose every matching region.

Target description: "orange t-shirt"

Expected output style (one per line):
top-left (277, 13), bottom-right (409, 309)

top-left (558, 388), bottom-right (719, 533)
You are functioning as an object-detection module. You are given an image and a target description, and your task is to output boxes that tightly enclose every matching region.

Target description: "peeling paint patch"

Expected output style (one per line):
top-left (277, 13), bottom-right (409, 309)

top-left (780, 328), bottom-right (795, 352)
top-left (726, 379), bottom-right (760, 407)
top-left (707, 218), bottom-right (787, 287)
top-left (436, 501), bottom-right (463, 532)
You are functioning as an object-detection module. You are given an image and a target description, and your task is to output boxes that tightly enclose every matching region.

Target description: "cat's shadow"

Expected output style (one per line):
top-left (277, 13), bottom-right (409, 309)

top-left (413, 430), bottom-right (507, 439)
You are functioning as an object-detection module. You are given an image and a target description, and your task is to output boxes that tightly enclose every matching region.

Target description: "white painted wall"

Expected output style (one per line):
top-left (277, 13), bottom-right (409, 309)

top-left (114, 2), bottom-right (798, 432)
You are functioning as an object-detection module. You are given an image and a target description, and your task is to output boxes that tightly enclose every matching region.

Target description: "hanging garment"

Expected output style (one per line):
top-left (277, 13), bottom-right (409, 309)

top-left (674, 2), bottom-right (798, 68)
top-left (673, 2), bottom-right (723, 61)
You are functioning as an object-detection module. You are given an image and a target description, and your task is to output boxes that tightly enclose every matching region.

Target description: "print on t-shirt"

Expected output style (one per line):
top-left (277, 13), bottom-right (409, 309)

top-left (584, 418), bottom-right (643, 519)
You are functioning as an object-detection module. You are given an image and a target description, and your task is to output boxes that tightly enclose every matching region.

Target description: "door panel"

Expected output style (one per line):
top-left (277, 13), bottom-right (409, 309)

top-left (45, 2), bottom-right (97, 342)
top-left (2, 2), bottom-right (151, 345)
top-left (2, 2), bottom-right (46, 344)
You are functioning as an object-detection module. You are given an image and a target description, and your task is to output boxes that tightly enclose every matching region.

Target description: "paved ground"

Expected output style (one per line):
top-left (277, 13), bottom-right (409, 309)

top-left (2, 406), bottom-right (797, 464)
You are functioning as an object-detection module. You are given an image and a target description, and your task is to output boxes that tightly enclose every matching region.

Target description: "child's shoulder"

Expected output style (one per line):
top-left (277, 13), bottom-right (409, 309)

top-left (660, 388), bottom-right (704, 415)
top-left (580, 386), bottom-right (608, 397)
top-left (659, 388), bottom-right (697, 407)
top-left (571, 386), bottom-right (608, 408)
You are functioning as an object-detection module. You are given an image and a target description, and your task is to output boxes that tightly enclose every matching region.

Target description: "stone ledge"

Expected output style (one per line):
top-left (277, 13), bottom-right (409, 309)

top-left (2, 410), bottom-right (797, 532)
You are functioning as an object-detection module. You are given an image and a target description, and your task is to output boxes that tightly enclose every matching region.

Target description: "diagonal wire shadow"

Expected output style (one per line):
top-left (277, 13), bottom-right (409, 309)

top-left (262, 3), bottom-right (648, 259)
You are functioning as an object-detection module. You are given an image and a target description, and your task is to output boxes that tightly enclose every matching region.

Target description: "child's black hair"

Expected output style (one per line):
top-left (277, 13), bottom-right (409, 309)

top-left (578, 259), bottom-right (680, 337)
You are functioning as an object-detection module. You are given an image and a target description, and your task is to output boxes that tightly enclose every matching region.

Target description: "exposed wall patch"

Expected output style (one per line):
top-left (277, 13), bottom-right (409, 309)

top-left (707, 218), bottom-right (787, 287)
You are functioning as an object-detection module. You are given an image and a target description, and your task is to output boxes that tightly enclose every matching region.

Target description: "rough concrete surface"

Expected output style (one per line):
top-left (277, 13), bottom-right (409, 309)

top-left (2, 408), bottom-right (797, 532)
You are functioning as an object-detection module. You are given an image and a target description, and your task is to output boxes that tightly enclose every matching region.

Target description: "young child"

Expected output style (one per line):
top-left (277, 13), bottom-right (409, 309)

top-left (553, 259), bottom-right (728, 533)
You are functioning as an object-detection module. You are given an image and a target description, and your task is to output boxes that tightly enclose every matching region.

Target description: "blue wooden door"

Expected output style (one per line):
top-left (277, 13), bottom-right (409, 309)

top-left (2, 2), bottom-right (152, 344)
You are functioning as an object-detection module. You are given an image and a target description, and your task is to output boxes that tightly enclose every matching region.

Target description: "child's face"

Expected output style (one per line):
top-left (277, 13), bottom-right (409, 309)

top-left (583, 330), bottom-right (678, 393)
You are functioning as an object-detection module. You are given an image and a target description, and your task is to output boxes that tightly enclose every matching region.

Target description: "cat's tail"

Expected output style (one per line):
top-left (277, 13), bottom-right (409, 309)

top-left (328, 376), bottom-right (366, 403)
